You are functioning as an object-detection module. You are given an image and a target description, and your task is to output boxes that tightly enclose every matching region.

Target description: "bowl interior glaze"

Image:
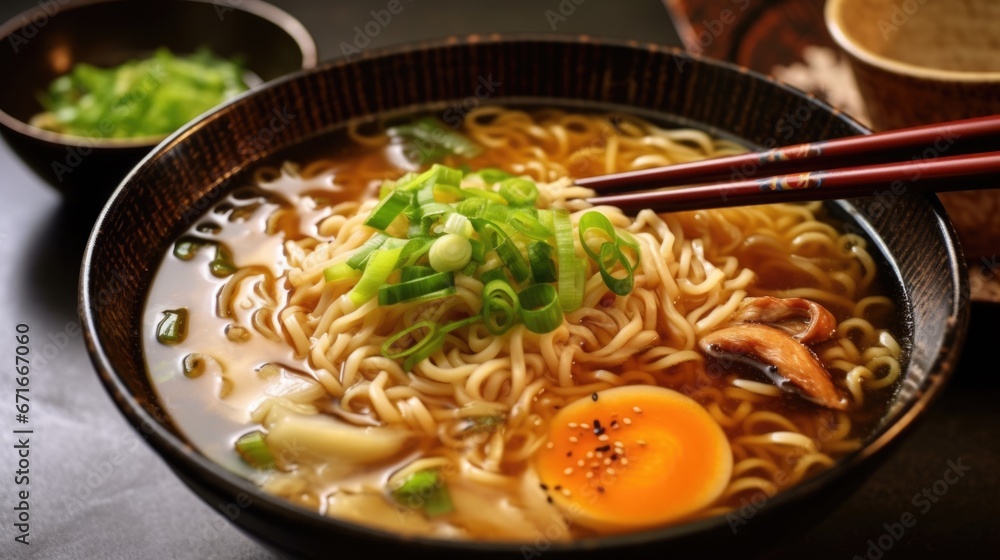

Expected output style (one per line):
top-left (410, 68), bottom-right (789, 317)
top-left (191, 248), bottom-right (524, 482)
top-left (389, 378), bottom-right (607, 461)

top-left (80, 37), bottom-right (968, 559)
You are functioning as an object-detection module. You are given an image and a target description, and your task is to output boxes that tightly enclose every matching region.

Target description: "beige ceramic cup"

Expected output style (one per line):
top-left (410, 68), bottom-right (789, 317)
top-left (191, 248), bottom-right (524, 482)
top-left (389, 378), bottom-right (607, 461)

top-left (825, 0), bottom-right (1000, 260)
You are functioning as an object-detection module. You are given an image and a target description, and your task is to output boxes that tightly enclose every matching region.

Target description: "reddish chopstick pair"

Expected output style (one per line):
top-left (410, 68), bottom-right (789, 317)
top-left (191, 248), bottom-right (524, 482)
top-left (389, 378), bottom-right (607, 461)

top-left (582, 115), bottom-right (1000, 213)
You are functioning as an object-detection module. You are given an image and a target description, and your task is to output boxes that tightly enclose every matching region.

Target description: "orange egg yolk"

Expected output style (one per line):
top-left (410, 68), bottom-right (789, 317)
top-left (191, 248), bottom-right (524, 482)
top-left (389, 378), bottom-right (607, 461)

top-left (533, 385), bottom-right (733, 533)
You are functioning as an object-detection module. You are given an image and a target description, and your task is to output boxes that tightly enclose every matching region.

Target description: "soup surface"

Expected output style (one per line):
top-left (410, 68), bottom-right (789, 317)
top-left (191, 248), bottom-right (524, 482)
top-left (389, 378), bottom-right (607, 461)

top-left (143, 105), bottom-right (904, 540)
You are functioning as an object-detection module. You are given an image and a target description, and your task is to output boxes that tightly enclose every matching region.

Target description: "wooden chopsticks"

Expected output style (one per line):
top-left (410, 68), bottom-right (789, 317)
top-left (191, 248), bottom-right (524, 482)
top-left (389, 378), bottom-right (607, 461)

top-left (583, 115), bottom-right (1000, 213)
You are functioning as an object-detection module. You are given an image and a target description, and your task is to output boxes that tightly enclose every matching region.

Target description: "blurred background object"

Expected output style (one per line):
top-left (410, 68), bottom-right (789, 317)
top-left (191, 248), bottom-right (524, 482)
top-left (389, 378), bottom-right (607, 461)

top-left (665, 0), bottom-right (1000, 298)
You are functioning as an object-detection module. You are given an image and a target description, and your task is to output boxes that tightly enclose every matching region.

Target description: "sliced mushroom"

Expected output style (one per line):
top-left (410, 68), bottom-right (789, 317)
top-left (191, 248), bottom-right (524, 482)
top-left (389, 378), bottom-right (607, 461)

top-left (699, 324), bottom-right (849, 410)
top-left (730, 296), bottom-right (837, 343)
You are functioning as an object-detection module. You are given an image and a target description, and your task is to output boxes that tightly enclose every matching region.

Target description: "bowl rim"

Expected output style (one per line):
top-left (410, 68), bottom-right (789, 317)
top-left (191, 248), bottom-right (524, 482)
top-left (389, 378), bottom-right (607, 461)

top-left (825, 0), bottom-right (1000, 83)
top-left (80, 33), bottom-right (970, 555)
top-left (0, 0), bottom-right (318, 149)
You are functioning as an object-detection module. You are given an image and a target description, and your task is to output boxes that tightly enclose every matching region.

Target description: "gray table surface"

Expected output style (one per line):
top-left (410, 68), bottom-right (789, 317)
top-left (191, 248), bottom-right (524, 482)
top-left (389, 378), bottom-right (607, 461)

top-left (0, 1), bottom-right (996, 559)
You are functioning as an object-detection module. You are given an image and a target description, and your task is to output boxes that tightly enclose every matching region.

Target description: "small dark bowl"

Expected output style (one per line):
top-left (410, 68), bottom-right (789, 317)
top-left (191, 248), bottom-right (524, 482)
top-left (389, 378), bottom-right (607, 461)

top-left (80, 37), bottom-right (968, 559)
top-left (0, 0), bottom-right (316, 202)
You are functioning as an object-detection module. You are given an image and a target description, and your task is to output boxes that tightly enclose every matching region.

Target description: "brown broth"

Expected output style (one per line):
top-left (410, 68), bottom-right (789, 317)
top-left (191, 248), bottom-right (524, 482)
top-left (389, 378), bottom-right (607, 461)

top-left (144, 105), bottom-right (907, 538)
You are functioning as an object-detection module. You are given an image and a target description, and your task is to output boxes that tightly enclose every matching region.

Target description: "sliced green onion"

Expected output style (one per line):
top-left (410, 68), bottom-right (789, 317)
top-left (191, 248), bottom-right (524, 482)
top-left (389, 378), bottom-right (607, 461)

top-left (456, 197), bottom-right (488, 218)
top-left (173, 236), bottom-right (207, 261)
top-left (517, 283), bottom-right (564, 334)
top-left (528, 242), bottom-right (557, 284)
top-left (435, 183), bottom-right (507, 204)
top-left (473, 168), bottom-right (513, 185)
top-left (346, 233), bottom-right (389, 270)
top-left (378, 271), bottom-right (456, 306)
top-left (553, 209), bottom-right (584, 312)
top-left (400, 265), bottom-right (435, 282)
top-left (616, 229), bottom-right (641, 268)
top-left (507, 210), bottom-right (553, 241)
top-left (397, 166), bottom-right (440, 192)
top-left (210, 244), bottom-right (237, 278)
top-left (498, 177), bottom-right (539, 206)
top-left (364, 188), bottom-right (412, 230)
top-left (323, 262), bottom-right (362, 283)
top-left (598, 242), bottom-right (635, 296)
top-left (470, 217), bottom-right (500, 249)
top-left (461, 260), bottom-right (479, 277)
top-left (390, 117), bottom-right (482, 160)
top-left (495, 238), bottom-right (531, 283)
top-left (578, 211), bottom-right (619, 262)
top-left (471, 218), bottom-right (531, 283)
top-left (156, 308), bottom-right (188, 345)
top-left (398, 236), bottom-right (436, 268)
top-left (235, 430), bottom-right (276, 470)
top-left (348, 247), bottom-right (403, 306)
top-left (391, 469), bottom-right (454, 517)
top-left (468, 238), bottom-right (486, 264)
top-left (433, 163), bottom-right (464, 187)
top-left (443, 213), bottom-right (473, 237)
top-left (479, 267), bottom-right (507, 285)
top-left (429, 234), bottom-right (472, 272)
top-left (381, 317), bottom-right (476, 371)
top-left (382, 321), bottom-right (438, 362)
top-left (482, 279), bottom-right (519, 335)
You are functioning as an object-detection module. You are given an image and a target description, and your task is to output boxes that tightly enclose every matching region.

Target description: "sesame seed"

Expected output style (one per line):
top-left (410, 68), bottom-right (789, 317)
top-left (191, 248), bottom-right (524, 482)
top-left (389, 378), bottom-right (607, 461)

top-left (594, 426), bottom-right (606, 436)
top-left (566, 451), bottom-right (572, 457)
top-left (592, 393), bottom-right (599, 401)
top-left (597, 486), bottom-right (605, 494)
top-left (546, 442), bottom-right (554, 449)
top-left (577, 460), bottom-right (585, 467)
top-left (563, 468), bottom-right (573, 475)
top-left (633, 406), bottom-right (642, 413)
top-left (610, 453), bottom-right (619, 461)
top-left (621, 458), bottom-right (629, 465)
top-left (598, 434), bottom-right (610, 442)
top-left (637, 439), bottom-right (647, 446)
top-left (547, 496), bottom-right (554, 504)
top-left (534, 418), bottom-right (542, 426)
top-left (596, 452), bottom-right (605, 459)
top-left (593, 420), bottom-right (602, 430)
top-left (623, 417), bottom-right (632, 425)
top-left (586, 451), bottom-right (594, 458)
top-left (595, 445), bottom-right (611, 452)
top-left (540, 483), bottom-right (548, 490)
top-left (586, 472), bottom-right (594, 479)
top-left (614, 441), bottom-right (624, 448)
top-left (607, 468), bottom-right (617, 475)
top-left (604, 458), bottom-right (612, 465)
top-left (554, 485), bottom-right (562, 491)
top-left (561, 488), bottom-right (571, 497)
top-left (580, 423), bottom-right (589, 430)
top-left (568, 422), bottom-right (578, 428)
top-left (590, 461), bottom-right (599, 468)
top-left (569, 436), bottom-right (579, 443)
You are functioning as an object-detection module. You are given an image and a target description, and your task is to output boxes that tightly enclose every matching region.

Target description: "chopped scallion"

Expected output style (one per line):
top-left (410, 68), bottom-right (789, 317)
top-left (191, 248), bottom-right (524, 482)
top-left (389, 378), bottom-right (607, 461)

top-left (235, 430), bottom-right (276, 470)
top-left (156, 308), bottom-right (188, 345)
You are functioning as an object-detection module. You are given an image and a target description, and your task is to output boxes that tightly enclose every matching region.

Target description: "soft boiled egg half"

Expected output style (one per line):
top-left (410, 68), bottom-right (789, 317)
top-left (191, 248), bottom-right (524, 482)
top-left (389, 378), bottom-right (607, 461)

top-left (533, 385), bottom-right (733, 533)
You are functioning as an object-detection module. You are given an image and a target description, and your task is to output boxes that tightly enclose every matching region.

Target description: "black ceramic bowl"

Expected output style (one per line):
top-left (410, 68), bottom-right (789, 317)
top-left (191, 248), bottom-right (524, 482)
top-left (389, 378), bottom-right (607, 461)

top-left (0, 0), bottom-right (316, 199)
top-left (80, 37), bottom-right (968, 559)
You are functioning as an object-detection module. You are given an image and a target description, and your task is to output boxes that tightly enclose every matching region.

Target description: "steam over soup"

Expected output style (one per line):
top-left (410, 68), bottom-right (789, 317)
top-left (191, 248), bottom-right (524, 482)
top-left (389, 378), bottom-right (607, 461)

top-left (143, 106), bottom-right (904, 540)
